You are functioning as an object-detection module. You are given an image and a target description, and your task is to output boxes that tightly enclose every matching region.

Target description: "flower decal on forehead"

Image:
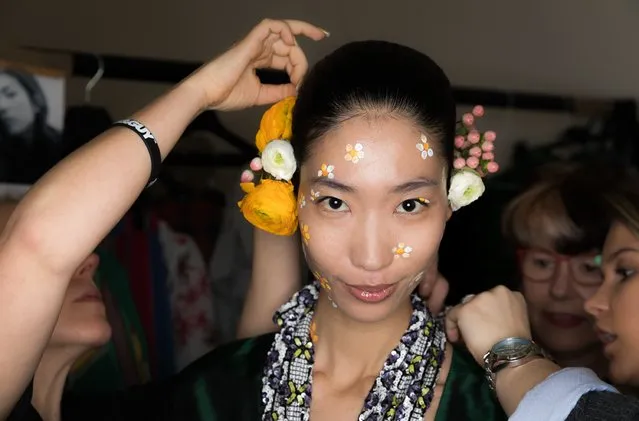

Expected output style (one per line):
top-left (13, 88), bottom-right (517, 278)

top-left (310, 189), bottom-right (320, 201)
top-left (318, 164), bottom-right (335, 179)
top-left (416, 134), bottom-right (434, 160)
top-left (344, 143), bottom-right (364, 164)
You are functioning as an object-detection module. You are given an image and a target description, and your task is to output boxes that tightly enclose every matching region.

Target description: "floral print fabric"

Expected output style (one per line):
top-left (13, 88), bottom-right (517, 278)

top-left (261, 282), bottom-right (447, 421)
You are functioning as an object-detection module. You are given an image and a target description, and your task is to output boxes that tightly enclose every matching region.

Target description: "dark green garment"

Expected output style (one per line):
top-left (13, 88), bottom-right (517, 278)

top-left (63, 334), bottom-right (506, 421)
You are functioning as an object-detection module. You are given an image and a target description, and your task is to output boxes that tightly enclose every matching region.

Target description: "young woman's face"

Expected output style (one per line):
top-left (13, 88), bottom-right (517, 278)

top-left (50, 253), bottom-right (112, 349)
top-left (298, 116), bottom-right (450, 323)
top-left (0, 73), bottom-right (35, 136)
top-left (586, 221), bottom-right (639, 386)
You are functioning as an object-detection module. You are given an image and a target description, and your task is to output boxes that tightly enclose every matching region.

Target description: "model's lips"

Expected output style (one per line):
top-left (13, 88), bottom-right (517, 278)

top-left (542, 311), bottom-right (587, 328)
top-left (74, 289), bottom-right (103, 303)
top-left (345, 283), bottom-right (397, 303)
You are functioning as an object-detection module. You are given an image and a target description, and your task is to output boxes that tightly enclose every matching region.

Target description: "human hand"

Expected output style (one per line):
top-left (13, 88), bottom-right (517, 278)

top-left (189, 19), bottom-right (328, 111)
top-left (444, 286), bottom-right (532, 365)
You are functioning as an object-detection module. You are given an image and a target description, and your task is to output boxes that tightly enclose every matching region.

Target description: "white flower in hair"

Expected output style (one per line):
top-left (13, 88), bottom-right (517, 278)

top-left (261, 140), bottom-right (297, 181)
top-left (448, 170), bottom-right (485, 211)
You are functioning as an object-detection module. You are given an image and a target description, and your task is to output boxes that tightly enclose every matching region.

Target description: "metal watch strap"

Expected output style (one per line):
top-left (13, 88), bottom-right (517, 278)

top-left (483, 339), bottom-right (547, 390)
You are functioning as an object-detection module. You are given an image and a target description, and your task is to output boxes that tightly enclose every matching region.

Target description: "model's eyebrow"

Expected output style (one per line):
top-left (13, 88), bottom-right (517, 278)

top-left (604, 247), bottom-right (639, 265)
top-left (310, 177), bottom-right (355, 193)
top-left (391, 178), bottom-right (440, 194)
top-left (309, 177), bottom-right (439, 194)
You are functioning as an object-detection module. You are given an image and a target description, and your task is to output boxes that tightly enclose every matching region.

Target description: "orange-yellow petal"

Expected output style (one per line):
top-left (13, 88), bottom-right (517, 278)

top-left (237, 179), bottom-right (298, 236)
top-left (255, 97), bottom-right (296, 152)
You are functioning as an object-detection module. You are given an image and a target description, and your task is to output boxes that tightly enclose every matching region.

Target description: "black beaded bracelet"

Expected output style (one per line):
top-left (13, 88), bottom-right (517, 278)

top-left (113, 119), bottom-right (161, 187)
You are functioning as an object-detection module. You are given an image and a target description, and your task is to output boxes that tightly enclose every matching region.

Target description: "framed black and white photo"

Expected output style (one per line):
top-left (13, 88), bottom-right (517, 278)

top-left (0, 62), bottom-right (66, 183)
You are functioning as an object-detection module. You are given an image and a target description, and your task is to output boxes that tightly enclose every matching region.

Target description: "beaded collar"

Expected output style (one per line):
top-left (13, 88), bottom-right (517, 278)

top-left (261, 282), bottom-right (446, 421)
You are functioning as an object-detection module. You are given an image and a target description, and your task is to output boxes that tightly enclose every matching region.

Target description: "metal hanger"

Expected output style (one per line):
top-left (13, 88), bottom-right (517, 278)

top-left (84, 54), bottom-right (104, 103)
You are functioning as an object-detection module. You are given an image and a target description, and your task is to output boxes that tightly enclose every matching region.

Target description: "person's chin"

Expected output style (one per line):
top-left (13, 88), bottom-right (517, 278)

top-left (609, 357), bottom-right (639, 387)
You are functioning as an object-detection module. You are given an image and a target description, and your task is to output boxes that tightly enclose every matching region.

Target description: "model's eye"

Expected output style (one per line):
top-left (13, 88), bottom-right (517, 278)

top-left (318, 196), bottom-right (349, 212)
top-left (395, 199), bottom-right (428, 214)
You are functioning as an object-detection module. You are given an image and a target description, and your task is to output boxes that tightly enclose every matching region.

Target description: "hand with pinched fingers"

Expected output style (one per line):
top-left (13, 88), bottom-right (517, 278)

top-left (189, 19), bottom-right (329, 112)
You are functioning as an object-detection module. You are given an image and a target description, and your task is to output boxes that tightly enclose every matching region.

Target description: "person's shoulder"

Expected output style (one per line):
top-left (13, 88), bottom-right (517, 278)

top-left (167, 333), bottom-right (274, 420)
top-left (566, 390), bottom-right (639, 421)
top-left (6, 382), bottom-right (42, 421)
top-left (185, 333), bottom-right (275, 374)
top-left (436, 346), bottom-right (507, 421)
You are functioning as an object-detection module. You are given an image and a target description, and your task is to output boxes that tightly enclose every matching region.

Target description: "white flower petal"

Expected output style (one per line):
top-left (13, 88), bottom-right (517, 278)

top-left (428, 149), bottom-right (434, 157)
top-left (355, 143), bottom-right (363, 151)
top-left (327, 173), bottom-right (335, 179)
top-left (416, 144), bottom-right (424, 151)
top-left (448, 170), bottom-right (485, 211)
top-left (421, 151), bottom-right (428, 160)
top-left (261, 140), bottom-right (297, 181)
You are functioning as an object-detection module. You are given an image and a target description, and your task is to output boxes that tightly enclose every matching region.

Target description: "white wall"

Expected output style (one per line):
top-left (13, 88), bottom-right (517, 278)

top-left (2, 0), bottom-right (637, 170)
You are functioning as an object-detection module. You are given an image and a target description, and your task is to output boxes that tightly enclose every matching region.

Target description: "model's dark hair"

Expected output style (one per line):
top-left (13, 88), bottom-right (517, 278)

top-left (292, 40), bottom-right (456, 184)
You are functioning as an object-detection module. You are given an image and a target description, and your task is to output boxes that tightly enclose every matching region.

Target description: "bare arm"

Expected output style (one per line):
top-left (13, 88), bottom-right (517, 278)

top-left (445, 286), bottom-right (558, 416)
top-left (0, 80), bottom-right (204, 417)
top-left (0, 19), bottom-right (327, 417)
top-left (495, 358), bottom-right (561, 416)
top-left (236, 229), bottom-right (303, 339)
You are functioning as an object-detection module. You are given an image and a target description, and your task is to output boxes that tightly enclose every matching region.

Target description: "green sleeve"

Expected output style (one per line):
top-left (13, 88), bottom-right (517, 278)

top-left (435, 347), bottom-right (508, 421)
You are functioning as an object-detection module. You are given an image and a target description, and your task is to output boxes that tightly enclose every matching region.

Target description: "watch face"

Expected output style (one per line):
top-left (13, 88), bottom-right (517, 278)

top-left (493, 337), bottom-right (534, 361)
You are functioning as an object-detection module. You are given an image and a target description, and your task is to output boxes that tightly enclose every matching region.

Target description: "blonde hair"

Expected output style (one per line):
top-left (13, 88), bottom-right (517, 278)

top-left (502, 163), bottom-right (613, 254)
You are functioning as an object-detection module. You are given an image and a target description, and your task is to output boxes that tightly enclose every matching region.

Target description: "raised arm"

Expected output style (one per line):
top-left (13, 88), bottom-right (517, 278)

top-left (237, 228), bottom-right (303, 339)
top-left (0, 19), bottom-right (327, 417)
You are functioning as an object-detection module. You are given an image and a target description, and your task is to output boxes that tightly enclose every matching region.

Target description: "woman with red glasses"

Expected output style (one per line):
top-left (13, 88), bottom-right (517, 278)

top-left (501, 163), bottom-right (614, 379)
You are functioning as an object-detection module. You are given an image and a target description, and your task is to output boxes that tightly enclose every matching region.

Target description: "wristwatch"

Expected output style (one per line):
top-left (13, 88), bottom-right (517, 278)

top-left (483, 337), bottom-right (548, 390)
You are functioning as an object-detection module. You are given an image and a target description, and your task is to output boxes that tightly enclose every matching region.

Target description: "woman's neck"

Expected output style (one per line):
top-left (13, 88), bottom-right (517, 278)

top-left (32, 346), bottom-right (82, 421)
top-left (312, 292), bottom-right (413, 380)
top-left (549, 345), bottom-right (608, 379)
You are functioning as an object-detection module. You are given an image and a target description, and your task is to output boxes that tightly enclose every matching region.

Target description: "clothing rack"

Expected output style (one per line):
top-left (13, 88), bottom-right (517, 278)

top-left (24, 48), bottom-right (639, 168)
top-left (24, 47), bottom-right (637, 113)
top-left (53, 49), bottom-right (637, 113)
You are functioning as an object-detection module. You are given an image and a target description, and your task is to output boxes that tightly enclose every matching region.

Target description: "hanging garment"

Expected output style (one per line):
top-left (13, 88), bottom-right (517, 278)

top-left (149, 217), bottom-right (175, 378)
top-left (115, 216), bottom-right (158, 378)
top-left (158, 220), bottom-right (216, 370)
top-left (208, 178), bottom-right (254, 343)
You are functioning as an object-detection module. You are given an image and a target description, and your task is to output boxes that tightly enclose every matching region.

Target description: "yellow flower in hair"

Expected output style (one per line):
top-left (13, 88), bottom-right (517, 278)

top-left (255, 96), bottom-right (296, 152)
top-left (237, 179), bottom-right (298, 236)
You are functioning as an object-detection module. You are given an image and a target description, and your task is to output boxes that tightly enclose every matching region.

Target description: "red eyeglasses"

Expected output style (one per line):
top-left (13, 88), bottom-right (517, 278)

top-left (517, 248), bottom-right (603, 286)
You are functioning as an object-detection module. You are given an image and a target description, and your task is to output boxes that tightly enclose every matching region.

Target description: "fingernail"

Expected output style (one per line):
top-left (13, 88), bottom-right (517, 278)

top-left (320, 28), bottom-right (330, 37)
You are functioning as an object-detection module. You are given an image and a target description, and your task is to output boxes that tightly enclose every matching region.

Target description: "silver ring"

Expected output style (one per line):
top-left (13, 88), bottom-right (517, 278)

top-left (461, 294), bottom-right (476, 304)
